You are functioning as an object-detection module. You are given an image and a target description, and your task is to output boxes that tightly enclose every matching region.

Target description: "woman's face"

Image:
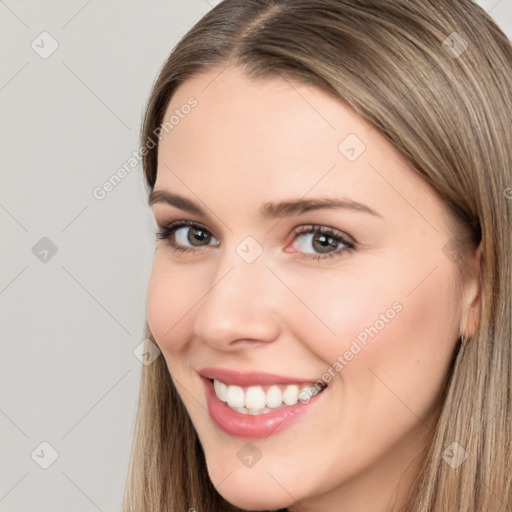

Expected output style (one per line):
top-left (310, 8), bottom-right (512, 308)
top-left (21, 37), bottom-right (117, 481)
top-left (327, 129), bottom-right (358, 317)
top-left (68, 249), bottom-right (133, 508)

top-left (146, 65), bottom-right (480, 512)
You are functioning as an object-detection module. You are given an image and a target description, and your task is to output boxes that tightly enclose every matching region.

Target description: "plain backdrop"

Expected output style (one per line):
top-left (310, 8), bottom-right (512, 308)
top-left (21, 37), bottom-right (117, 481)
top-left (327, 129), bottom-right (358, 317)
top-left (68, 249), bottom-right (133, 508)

top-left (1, 1), bottom-right (511, 511)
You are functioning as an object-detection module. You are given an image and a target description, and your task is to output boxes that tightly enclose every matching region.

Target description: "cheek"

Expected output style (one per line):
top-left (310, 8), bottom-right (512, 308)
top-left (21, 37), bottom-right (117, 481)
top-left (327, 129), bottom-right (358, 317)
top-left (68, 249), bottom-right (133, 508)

top-left (145, 255), bottom-right (198, 354)
top-left (287, 257), bottom-right (460, 393)
top-left (281, 266), bottom-right (401, 368)
top-left (330, 261), bottom-right (461, 419)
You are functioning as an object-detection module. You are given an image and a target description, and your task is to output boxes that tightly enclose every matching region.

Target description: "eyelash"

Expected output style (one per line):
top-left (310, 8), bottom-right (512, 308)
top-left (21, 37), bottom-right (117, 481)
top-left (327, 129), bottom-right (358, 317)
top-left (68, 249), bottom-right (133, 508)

top-left (155, 220), bottom-right (355, 261)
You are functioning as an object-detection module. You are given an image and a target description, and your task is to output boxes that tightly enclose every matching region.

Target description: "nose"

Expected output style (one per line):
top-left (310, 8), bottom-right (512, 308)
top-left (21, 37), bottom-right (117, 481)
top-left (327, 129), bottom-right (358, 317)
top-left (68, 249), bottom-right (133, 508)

top-left (192, 251), bottom-right (282, 351)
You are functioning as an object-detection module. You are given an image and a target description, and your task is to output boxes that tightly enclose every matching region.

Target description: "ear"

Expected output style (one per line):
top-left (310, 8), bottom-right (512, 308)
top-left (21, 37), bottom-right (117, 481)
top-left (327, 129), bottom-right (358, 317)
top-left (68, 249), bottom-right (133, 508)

top-left (460, 241), bottom-right (483, 339)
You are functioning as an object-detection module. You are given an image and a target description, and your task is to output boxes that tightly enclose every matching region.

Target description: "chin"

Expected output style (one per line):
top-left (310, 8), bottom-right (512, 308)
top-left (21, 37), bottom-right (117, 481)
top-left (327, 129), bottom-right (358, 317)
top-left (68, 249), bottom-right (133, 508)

top-left (206, 464), bottom-right (296, 511)
top-left (217, 489), bottom-right (293, 512)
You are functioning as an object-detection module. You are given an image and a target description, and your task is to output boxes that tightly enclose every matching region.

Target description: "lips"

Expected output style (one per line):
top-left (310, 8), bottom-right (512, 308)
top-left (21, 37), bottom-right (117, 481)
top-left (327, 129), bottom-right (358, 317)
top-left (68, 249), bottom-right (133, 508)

top-left (198, 366), bottom-right (329, 438)
top-left (198, 366), bottom-right (324, 387)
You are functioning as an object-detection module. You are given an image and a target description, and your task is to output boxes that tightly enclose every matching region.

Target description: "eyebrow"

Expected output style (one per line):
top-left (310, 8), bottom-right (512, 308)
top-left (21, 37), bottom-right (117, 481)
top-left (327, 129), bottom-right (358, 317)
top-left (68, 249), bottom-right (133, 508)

top-left (148, 190), bottom-right (382, 220)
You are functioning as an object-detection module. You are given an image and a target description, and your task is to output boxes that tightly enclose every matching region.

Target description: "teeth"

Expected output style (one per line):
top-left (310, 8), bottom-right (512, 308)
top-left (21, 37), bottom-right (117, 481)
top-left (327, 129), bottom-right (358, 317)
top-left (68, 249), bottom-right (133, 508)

top-left (282, 384), bottom-right (300, 406)
top-left (244, 386), bottom-right (266, 409)
top-left (213, 379), bottom-right (228, 401)
top-left (226, 385), bottom-right (245, 408)
top-left (266, 385), bottom-right (283, 408)
top-left (213, 379), bottom-right (325, 414)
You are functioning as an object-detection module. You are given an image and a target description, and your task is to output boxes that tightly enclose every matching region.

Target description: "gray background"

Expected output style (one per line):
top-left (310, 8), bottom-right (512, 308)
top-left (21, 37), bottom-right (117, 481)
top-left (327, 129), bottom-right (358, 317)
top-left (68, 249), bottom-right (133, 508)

top-left (1, 1), bottom-right (510, 511)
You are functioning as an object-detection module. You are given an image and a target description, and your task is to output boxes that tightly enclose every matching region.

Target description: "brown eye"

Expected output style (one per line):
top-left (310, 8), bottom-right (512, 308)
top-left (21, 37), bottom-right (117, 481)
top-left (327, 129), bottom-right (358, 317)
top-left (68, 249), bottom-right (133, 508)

top-left (290, 225), bottom-right (355, 261)
top-left (178, 226), bottom-right (213, 247)
top-left (156, 221), bottom-right (219, 253)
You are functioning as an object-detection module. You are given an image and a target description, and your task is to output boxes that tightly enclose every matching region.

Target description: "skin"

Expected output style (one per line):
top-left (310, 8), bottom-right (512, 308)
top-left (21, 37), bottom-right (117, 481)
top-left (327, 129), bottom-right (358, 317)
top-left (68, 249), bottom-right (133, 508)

top-left (146, 65), bottom-right (481, 512)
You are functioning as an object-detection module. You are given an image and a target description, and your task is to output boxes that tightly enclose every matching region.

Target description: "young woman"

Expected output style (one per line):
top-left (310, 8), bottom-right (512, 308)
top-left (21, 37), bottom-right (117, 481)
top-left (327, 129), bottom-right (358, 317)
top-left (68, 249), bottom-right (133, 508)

top-left (123, 1), bottom-right (512, 510)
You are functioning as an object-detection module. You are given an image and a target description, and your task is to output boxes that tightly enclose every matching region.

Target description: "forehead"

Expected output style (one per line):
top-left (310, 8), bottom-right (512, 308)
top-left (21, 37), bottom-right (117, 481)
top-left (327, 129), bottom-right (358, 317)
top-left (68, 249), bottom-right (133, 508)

top-left (155, 65), bottom-right (448, 233)
top-left (160, 65), bottom-right (385, 178)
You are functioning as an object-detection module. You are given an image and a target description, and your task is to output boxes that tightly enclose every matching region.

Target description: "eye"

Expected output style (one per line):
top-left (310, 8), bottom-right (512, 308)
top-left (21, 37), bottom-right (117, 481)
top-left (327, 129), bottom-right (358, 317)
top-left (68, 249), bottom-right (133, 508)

top-left (155, 220), bottom-right (219, 254)
top-left (287, 225), bottom-right (354, 261)
top-left (155, 220), bottom-right (355, 261)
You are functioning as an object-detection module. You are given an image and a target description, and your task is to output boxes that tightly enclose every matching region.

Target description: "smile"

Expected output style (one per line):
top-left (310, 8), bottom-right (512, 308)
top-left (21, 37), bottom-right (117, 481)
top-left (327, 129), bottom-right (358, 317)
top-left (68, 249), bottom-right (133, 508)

top-left (213, 379), bottom-right (326, 414)
top-left (199, 367), bottom-right (329, 439)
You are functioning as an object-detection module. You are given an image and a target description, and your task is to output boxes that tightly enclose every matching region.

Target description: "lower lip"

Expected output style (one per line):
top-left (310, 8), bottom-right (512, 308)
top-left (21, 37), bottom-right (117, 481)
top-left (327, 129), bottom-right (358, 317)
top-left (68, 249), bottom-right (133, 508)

top-left (202, 377), bottom-right (328, 439)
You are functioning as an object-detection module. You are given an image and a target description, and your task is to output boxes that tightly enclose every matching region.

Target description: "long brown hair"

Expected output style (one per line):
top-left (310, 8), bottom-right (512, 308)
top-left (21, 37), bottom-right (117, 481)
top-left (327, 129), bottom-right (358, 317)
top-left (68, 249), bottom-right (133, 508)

top-left (123, 1), bottom-right (512, 510)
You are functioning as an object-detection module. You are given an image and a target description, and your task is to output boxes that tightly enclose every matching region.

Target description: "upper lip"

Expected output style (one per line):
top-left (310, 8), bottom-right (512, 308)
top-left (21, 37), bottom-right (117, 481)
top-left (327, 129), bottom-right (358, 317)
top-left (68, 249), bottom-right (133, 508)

top-left (198, 367), bottom-right (322, 387)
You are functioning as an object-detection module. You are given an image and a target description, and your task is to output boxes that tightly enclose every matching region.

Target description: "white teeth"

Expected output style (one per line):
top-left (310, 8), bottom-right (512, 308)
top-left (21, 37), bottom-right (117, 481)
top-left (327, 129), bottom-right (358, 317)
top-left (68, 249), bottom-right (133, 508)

top-left (282, 384), bottom-right (300, 406)
top-left (244, 386), bottom-right (266, 409)
top-left (266, 385), bottom-right (283, 408)
top-left (213, 379), bottom-right (325, 414)
top-left (213, 379), bottom-right (228, 402)
top-left (226, 385), bottom-right (245, 408)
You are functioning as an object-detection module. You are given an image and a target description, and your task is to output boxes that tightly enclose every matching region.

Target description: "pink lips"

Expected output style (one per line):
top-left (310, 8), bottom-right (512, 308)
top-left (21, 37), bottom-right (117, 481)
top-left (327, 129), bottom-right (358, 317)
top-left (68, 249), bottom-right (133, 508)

top-left (198, 366), bottom-right (321, 386)
top-left (198, 367), bottom-right (328, 439)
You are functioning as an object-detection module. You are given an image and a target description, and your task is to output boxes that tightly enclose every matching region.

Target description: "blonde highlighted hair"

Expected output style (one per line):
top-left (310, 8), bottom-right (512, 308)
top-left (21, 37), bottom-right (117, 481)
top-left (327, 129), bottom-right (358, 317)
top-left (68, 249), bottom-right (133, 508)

top-left (123, 1), bottom-right (512, 510)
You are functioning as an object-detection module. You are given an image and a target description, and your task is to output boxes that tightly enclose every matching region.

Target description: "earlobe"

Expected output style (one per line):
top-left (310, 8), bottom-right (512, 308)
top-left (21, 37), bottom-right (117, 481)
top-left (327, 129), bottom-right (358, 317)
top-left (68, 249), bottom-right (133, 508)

top-left (460, 242), bottom-right (483, 340)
